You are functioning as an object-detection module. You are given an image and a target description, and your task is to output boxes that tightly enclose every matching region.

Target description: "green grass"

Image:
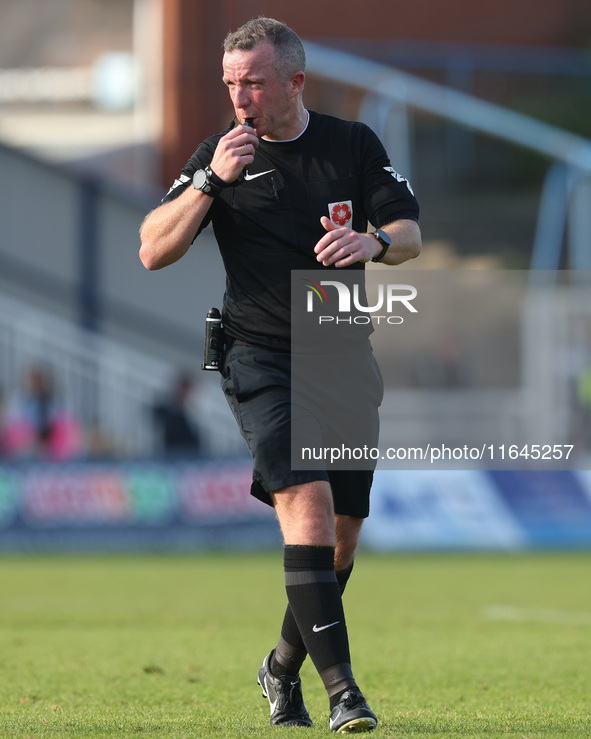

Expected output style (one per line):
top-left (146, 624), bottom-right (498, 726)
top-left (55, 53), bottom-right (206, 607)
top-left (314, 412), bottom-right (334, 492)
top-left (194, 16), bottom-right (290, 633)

top-left (1, 552), bottom-right (590, 738)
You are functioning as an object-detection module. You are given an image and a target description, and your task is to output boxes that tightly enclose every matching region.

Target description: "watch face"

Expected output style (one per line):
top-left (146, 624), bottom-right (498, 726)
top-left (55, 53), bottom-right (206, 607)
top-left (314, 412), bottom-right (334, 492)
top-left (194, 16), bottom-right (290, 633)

top-left (193, 169), bottom-right (208, 191)
top-left (375, 228), bottom-right (392, 246)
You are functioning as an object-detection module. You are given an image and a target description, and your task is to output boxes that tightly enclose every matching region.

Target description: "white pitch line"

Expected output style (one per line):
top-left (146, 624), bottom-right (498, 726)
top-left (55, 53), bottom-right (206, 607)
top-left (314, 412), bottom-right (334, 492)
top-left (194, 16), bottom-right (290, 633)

top-left (485, 605), bottom-right (591, 626)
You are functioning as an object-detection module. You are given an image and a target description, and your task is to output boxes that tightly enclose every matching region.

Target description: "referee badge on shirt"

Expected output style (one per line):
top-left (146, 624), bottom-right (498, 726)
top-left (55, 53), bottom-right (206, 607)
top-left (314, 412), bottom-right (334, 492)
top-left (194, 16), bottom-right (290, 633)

top-left (328, 200), bottom-right (353, 229)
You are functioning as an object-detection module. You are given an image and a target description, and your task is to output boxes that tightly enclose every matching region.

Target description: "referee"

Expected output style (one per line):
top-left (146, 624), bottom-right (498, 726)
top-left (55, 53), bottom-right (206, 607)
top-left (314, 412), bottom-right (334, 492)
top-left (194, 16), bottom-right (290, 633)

top-left (140, 17), bottom-right (421, 733)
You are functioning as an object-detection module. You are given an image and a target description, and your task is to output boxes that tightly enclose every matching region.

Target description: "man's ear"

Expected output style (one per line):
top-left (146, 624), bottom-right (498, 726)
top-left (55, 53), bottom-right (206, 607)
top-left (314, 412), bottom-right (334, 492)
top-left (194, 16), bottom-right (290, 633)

top-left (289, 71), bottom-right (306, 97)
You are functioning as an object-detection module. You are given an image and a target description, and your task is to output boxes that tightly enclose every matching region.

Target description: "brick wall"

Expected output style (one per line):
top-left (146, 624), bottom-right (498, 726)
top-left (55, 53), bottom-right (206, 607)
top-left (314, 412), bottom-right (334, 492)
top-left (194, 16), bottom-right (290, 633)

top-left (226, 0), bottom-right (591, 47)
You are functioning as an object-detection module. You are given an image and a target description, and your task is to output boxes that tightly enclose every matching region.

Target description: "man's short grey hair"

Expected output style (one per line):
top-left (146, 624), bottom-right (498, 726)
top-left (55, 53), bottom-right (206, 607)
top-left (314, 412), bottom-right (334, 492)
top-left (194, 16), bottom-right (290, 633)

top-left (223, 17), bottom-right (306, 83)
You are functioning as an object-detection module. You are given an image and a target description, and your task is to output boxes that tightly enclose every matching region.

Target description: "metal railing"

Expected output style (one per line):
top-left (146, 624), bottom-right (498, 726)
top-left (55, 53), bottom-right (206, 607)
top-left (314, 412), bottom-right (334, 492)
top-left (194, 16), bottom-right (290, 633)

top-left (0, 292), bottom-right (169, 456)
top-left (304, 41), bottom-right (591, 271)
top-left (0, 292), bottom-right (242, 458)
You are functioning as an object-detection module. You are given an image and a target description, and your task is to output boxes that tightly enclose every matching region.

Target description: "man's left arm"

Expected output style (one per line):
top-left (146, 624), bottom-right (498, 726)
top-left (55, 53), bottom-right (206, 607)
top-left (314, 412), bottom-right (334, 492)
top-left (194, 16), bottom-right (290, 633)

top-left (314, 216), bottom-right (421, 268)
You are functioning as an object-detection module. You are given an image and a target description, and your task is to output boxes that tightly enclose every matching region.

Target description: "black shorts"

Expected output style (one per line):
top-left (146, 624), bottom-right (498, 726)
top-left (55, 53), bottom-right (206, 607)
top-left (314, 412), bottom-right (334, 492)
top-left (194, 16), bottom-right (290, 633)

top-left (220, 341), bottom-right (382, 518)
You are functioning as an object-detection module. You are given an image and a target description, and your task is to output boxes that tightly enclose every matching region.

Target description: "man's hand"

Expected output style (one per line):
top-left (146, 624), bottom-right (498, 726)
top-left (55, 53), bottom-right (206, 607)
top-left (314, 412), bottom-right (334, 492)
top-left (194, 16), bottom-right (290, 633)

top-left (314, 216), bottom-right (422, 268)
top-left (209, 125), bottom-right (259, 184)
top-left (314, 216), bottom-right (378, 268)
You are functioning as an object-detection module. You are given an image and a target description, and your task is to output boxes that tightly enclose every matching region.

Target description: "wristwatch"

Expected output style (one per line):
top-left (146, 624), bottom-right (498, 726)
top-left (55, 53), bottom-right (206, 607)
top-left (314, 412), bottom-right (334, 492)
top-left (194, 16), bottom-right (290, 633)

top-left (193, 166), bottom-right (223, 197)
top-left (370, 228), bottom-right (392, 263)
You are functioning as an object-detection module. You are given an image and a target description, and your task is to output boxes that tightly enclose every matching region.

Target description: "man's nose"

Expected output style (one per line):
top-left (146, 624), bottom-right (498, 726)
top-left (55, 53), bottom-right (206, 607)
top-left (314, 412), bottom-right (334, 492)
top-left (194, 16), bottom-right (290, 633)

top-left (233, 86), bottom-right (251, 110)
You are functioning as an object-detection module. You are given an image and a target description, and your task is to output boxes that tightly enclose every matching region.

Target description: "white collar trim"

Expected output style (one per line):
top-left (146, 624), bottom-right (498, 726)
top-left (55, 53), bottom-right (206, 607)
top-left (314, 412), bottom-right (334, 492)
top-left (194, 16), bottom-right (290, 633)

top-left (262, 110), bottom-right (310, 143)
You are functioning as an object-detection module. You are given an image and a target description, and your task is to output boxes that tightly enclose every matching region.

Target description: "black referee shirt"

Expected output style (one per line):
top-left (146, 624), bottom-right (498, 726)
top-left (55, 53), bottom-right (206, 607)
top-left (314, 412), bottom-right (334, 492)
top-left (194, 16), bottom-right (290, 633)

top-left (162, 110), bottom-right (419, 349)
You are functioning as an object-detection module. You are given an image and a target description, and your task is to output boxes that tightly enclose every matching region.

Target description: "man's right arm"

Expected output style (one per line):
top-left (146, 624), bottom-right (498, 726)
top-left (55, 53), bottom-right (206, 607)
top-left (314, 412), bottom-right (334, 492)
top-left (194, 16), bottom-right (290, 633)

top-left (139, 186), bottom-right (214, 271)
top-left (139, 124), bottom-right (258, 271)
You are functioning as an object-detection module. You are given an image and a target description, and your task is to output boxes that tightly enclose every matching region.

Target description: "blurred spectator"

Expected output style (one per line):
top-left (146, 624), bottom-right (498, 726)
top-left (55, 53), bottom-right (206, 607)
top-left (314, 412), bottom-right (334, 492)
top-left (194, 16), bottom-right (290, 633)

top-left (0, 364), bottom-right (84, 461)
top-left (152, 373), bottom-right (201, 457)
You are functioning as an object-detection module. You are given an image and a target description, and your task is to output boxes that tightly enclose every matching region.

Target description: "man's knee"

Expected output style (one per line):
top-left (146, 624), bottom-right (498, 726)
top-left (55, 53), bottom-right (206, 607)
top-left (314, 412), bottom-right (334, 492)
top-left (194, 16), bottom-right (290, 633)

top-left (272, 480), bottom-right (336, 546)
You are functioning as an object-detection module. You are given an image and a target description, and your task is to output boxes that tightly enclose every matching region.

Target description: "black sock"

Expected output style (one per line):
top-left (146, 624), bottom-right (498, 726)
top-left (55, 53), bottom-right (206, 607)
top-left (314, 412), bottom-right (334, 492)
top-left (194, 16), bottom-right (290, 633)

top-left (336, 561), bottom-right (355, 592)
top-left (281, 545), bottom-right (356, 699)
top-left (273, 561), bottom-right (355, 677)
top-left (271, 639), bottom-right (306, 678)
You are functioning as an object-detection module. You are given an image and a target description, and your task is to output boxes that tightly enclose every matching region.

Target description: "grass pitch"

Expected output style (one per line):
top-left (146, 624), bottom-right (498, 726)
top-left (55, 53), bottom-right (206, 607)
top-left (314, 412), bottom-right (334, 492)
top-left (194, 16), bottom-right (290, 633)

top-left (1, 551), bottom-right (590, 738)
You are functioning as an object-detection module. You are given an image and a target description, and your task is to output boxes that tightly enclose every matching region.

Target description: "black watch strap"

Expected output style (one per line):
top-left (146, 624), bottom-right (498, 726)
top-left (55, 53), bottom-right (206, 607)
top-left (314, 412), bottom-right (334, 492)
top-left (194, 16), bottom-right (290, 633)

top-left (371, 228), bottom-right (392, 263)
top-left (207, 167), bottom-right (231, 189)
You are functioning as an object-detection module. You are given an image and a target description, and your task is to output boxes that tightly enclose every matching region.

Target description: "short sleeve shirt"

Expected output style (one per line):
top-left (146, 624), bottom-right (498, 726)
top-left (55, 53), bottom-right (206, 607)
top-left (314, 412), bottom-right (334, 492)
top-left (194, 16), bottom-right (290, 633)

top-left (162, 110), bottom-right (419, 349)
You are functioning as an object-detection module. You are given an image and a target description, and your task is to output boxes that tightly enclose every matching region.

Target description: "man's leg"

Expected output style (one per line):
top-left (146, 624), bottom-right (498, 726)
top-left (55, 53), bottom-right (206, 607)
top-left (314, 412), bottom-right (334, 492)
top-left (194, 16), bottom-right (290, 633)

top-left (273, 483), bottom-right (352, 696)
top-left (263, 482), bottom-right (376, 732)
top-left (272, 514), bottom-right (363, 678)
